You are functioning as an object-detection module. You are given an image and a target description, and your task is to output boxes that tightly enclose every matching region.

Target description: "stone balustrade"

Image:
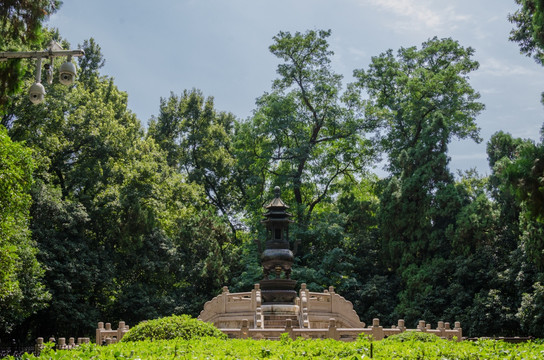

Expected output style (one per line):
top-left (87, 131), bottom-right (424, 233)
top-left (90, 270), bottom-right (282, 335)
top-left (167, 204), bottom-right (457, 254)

top-left (299, 284), bottom-right (366, 328)
top-left (95, 321), bottom-right (130, 344)
top-left (222, 317), bottom-right (463, 341)
top-left (199, 284), bottom-right (264, 328)
top-left (34, 336), bottom-right (91, 356)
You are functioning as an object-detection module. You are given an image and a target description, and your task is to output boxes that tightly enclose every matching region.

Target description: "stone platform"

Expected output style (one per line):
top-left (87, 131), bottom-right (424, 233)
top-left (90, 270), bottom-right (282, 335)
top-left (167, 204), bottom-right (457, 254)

top-left (198, 283), bottom-right (365, 330)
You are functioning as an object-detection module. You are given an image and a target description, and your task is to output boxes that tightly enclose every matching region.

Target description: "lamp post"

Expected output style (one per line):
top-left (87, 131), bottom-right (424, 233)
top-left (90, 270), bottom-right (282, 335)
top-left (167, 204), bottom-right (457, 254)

top-left (0, 41), bottom-right (84, 104)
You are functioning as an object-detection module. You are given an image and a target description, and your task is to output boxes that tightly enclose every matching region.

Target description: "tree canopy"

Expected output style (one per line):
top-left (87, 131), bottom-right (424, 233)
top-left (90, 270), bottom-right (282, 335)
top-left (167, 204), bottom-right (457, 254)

top-left (509, 0), bottom-right (544, 65)
top-left (239, 30), bottom-right (375, 226)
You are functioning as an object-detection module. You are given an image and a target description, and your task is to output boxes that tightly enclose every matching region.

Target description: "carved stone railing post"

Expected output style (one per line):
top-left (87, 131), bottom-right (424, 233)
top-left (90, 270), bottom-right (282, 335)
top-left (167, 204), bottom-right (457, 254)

top-left (58, 338), bottom-right (66, 350)
top-left (454, 321), bottom-right (462, 341)
top-left (241, 319), bottom-right (249, 339)
top-left (329, 286), bottom-right (337, 313)
top-left (437, 321), bottom-right (445, 338)
top-left (299, 283), bottom-right (309, 328)
top-left (35, 338), bottom-right (44, 356)
top-left (96, 322), bottom-right (104, 344)
top-left (222, 286), bottom-right (229, 313)
top-left (328, 318), bottom-right (338, 340)
top-left (254, 284), bottom-right (263, 328)
top-left (371, 318), bottom-right (384, 340)
top-left (286, 319), bottom-right (295, 340)
top-left (117, 321), bottom-right (128, 341)
top-left (397, 319), bottom-right (406, 332)
top-left (417, 320), bottom-right (426, 332)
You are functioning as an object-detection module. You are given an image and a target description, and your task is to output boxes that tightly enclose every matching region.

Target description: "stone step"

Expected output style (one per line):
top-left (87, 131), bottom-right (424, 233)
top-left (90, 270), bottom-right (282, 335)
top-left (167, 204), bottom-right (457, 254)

top-left (263, 310), bottom-right (298, 315)
top-left (264, 320), bottom-right (299, 325)
top-left (263, 320), bottom-right (300, 329)
top-left (264, 315), bottom-right (298, 320)
top-left (259, 304), bottom-right (300, 329)
top-left (264, 320), bottom-right (298, 325)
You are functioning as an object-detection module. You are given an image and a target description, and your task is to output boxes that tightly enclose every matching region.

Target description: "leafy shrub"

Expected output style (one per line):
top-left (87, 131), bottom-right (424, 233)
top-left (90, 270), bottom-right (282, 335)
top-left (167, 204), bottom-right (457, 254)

top-left (384, 330), bottom-right (441, 343)
top-left (120, 314), bottom-right (226, 342)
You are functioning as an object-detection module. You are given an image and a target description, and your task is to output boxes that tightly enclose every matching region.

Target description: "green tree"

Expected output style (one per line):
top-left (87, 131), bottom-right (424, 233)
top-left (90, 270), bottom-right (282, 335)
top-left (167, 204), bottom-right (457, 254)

top-left (354, 37), bottom-right (485, 328)
top-left (4, 33), bottom-right (145, 336)
top-left (517, 281), bottom-right (544, 336)
top-left (240, 29), bottom-right (374, 227)
top-left (5, 33), bottom-right (243, 336)
top-left (500, 136), bottom-right (544, 224)
top-left (354, 37), bottom-right (484, 270)
top-left (509, 0), bottom-right (544, 65)
top-left (76, 38), bottom-right (105, 86)
top-left (0, 0), bottom-right (61, 113)
top-left (233, 31), bottom-right (380, 296)
top-left (462, 131), bottom-right (544, 336)
top-left (335, 178), bottom-right (401, 324)
top-left (507, 0), bottom-right (544, 226)
top-left (0, 125), bottom-right (49, 333)
top-left (148, 89), bottom-right (242, 236)
top-left (26, 180), bottom-right (99, 337)
top-left (488, 131), bottom-right (544, 267)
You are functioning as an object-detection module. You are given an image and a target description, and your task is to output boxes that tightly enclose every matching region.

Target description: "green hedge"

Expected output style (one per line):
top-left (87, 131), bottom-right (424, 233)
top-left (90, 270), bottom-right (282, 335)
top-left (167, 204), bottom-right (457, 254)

top-left (384, 330), bottom-right (442, 342)
top-left (16, 336), bottom-right (544, 359)
top-left (120, 314), bottom-right (226, 342)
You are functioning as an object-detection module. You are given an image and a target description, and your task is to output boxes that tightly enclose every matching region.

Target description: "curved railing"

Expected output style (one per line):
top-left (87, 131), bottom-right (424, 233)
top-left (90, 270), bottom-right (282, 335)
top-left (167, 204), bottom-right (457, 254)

top-left (299, 284), bottom-right (365, 328)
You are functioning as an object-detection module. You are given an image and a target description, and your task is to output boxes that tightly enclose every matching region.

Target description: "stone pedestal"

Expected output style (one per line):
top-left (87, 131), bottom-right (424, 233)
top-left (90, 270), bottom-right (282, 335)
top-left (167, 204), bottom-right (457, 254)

top-left (259, 279), bottom-right (297, 303)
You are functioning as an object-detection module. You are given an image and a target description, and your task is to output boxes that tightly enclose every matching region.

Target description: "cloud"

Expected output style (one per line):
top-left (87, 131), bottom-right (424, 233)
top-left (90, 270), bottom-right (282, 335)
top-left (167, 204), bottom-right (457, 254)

top-left (451, 152), bottom-right (487, 160)
top-left (362, 0), bottom-right (471, 33)
top-left (347, 47), bottom-right (368, 60)
top-left (478, 57), bottom-right (541, 77)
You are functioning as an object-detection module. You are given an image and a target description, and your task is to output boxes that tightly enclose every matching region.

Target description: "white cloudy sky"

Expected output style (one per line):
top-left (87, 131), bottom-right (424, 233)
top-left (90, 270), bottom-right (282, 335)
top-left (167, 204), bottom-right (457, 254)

top-left (47, 0), bottom-right (544, 176)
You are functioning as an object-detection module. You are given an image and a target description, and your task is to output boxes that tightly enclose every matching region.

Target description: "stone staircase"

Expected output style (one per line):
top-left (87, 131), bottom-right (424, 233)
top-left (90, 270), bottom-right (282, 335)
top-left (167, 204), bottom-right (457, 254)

top-left (263, 312), bottom-right (299, 328)
top-left (261, 304), bottom-right (300, 329)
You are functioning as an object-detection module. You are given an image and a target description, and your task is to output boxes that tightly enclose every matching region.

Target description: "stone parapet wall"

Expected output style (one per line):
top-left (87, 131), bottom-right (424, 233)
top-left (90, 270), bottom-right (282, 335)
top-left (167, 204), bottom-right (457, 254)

top-left (222, 318), bottom-right (463, 341)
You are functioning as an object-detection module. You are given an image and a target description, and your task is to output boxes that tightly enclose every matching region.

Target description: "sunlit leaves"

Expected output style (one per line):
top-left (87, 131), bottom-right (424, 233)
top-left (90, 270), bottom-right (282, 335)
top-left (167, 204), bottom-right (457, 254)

top-left (0, 125), bottom-right (49, 332)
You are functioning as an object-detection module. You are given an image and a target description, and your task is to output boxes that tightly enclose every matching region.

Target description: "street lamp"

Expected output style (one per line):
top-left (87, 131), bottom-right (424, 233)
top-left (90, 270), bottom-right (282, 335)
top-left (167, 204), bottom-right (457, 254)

top-left (0, 41), bottom-right (84, 104)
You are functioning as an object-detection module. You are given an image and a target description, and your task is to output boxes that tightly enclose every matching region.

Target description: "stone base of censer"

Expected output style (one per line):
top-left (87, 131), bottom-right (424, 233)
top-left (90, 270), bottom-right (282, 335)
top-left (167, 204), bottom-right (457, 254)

top-left (259, 279), bottom-right (297, 303)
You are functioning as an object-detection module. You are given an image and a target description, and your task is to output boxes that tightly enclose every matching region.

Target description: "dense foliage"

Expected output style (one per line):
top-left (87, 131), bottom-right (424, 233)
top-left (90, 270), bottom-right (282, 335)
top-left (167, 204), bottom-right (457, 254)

top-left (0, 0), bottom-right (61, 113)
top-left (0, 0), bottom-right (55, 334)
top-left (0, 126), bottom-right (49, 333)
top-left (1, 0), bottom-right (544, 345)
top-left (11, 336), bottom-right (544, 359)
top-left (120, 315), bottom-right (226, 342)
